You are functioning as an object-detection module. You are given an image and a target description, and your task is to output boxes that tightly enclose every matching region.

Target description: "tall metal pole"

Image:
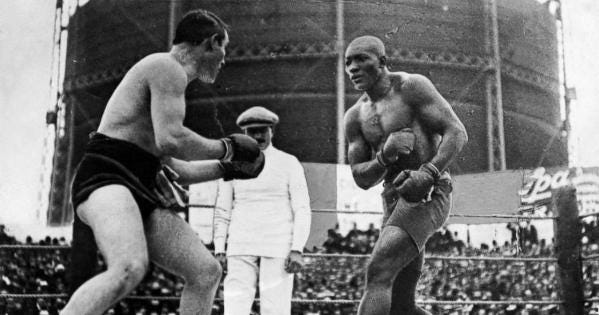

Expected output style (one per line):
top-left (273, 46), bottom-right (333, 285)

top-left (484, 0), bottom-right (494, 171)
top-left (61, 95), bottom-right (75, 224)
top-left (167, 0), bottom-right (181, 50)
top-left (47, 0), bottom-right (68, 224)
top-left (490, 0), bottom-right (506, 170)
top-left (41, 0), bottom-right (64, 223)
top-left (484, 0), bottom-right (506, 171)
top-left (336, 0), bottom-right (346, 164)
top-left (60, 0), bottom-right (76, 224)
top-left (557, 0), bottom-right (572, 166)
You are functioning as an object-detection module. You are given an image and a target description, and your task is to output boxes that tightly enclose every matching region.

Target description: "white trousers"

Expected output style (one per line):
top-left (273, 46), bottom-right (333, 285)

top-left (223, 255), bottom-right (294, 315)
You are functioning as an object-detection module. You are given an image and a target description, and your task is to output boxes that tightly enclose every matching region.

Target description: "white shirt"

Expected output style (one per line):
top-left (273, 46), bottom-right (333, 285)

top-left (213, 145), bottom-right (311, 258)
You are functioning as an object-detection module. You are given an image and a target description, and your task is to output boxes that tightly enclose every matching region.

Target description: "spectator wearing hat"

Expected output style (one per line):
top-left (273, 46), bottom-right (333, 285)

top-left (214, 106), bottom-right (312, 315)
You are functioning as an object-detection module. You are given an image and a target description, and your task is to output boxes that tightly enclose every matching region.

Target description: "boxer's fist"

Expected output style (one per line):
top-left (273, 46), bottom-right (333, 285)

top-left (393, 163), bottom-right (440, 202)
top-left (377, 128), bottom-right (415, 167)
top-left (220, 134), bottom-right (261, 162)
top-left (219, 151), bottom-right (265, 181)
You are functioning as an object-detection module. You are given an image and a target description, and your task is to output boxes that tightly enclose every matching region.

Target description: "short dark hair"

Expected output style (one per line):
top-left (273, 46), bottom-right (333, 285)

top-left (173, 9), bottom-right (229, 46)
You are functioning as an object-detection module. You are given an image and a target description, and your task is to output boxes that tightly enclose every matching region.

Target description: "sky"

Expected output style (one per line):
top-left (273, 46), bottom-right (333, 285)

top-left (0, 1), bottom-right (56, 231)
top-left (0, 0), bottom-right (598, 239)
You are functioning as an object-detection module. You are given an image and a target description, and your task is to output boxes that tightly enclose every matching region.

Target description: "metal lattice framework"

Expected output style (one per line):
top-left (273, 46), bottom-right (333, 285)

top-left (63, 43), bottom-right (557, 94)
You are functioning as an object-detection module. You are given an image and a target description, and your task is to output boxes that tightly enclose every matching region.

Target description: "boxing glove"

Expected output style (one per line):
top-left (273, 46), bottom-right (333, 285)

top-left (220, 134), bottom-right (261, 163)
top-left (219, 151), bottom-right (266, 181)
top-left (393, 162), bottom-right (440, 202)
top-left (376, 128), bottom-right (415, 167)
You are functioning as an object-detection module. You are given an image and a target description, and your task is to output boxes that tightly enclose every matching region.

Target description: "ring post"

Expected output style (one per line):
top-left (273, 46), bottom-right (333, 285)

top-left (553, 186), bottom-right (584, 314)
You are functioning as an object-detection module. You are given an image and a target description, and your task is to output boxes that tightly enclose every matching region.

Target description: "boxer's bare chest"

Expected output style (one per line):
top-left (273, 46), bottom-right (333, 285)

top-left (358, 93), bottom-right (413, 150)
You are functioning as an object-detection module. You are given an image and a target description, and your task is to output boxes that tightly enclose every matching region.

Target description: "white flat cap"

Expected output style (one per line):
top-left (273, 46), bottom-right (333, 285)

top-left (236, 106), bottom-right (279, 129)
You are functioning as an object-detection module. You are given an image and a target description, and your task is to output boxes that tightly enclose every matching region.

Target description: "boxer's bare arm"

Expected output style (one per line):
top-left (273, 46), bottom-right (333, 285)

top-left (149, 58), bottom-right (226, 161)
top-left (163, 157), bottom-right (224, 185)
top-left (403, 74), bottom-right (468, 171)
top-left (344, 106), bottom-right (386, 189)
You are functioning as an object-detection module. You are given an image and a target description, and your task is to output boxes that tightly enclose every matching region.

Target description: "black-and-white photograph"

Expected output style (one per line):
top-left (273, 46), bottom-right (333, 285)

top-left (1, 0), bottom-right (599, 314)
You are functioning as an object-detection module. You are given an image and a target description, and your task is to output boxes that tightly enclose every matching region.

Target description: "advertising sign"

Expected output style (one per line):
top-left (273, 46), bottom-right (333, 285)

top-left (518, 167), bottom-right (599, 217)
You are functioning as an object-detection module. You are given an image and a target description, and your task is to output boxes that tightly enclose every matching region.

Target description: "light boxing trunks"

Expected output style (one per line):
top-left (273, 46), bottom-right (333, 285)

top-left (381, 171), bottom-right (453, 252)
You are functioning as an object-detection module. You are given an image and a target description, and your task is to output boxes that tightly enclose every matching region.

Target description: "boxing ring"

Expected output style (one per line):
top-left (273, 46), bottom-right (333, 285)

top-left (1, 187), bottom-right (597, 314)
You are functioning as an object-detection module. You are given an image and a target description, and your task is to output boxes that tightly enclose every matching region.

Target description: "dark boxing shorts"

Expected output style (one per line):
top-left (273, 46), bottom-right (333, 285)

top-left (68, 132), bottom-right (163, 293)
top-left (381, 172), bottom-right (452, 252)
top-left (71, 132), bottom-right (162, 218)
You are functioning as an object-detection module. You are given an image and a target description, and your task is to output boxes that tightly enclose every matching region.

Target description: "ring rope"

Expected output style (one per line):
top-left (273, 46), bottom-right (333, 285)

top-left (313, 209), bottom-right (557, 220)
top-left (447, 213), bottom-right (555, 220)
top-left (0, 245), bottom-right (557, 262)
top-left (0, 244), bottom-right (69, 250)
top-left (578, 211), bottom-right (599, 219)
top-left (311, 209), bottom-right (383, 215)
top-left (0, 293), bottom-right (563, 306)
top-left (581, 253), bottom-right (599, 261)
top-left (188, 204), bottom-right (558, 220)
top-left (0, 293), bottom-right (68, 299)
top-left (304, 253), bottom-right (557, 262)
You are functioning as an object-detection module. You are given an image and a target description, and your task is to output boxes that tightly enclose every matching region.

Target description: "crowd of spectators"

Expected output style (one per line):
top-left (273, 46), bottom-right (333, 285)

top-left (0, 225), bottom-right (69, 314)
top-left (1, 220), bottom-right (599, 315)
top-left (303, 222), bottom-right (562, 315)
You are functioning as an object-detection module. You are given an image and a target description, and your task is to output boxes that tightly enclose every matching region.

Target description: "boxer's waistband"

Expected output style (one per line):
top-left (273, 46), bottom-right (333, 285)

top-left (85, 132), bottom-right (161, 184)
top-left (382, 171), bottom-right (452, 200)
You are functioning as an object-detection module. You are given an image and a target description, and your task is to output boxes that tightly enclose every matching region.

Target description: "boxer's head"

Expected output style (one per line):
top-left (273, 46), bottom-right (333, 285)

top-left (345, 35), bottom-right (387, 91)
top-left (236, 106), bottom-right (279, 150)
top-left (173, 10), bottom-right (230, 83)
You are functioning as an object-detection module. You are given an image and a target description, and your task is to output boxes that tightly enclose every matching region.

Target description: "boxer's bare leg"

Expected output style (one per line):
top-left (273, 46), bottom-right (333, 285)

top-left (146, 209), bottom-right (222, 315)
top-left (391, 251), bottom-right (431, 314)
top-left (61, 185), bottom-right (149, 315)
top-left (357, 225), bottom-right (420, 315)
